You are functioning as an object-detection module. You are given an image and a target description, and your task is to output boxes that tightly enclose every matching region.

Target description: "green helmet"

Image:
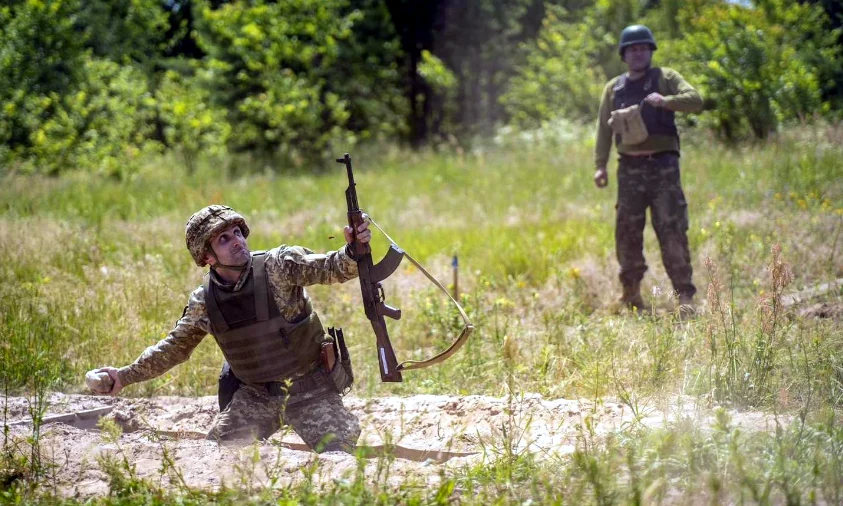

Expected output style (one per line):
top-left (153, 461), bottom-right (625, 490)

top-left (619, 24), bottom-right (657, 58)
top-left (185, 205), bottom-right (250, 267)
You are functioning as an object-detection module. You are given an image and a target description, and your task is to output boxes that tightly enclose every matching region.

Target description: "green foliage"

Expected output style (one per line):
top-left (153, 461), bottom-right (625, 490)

top-left (427, 0), bottom-right (553, 138)
top-left (417, 50), bottom-right (457, 92)
top-left (194, 0), bottom-right (360, 166)
top-left (334, 0), bottom-right (407, 141)
top-left (0, 1), bottom-right (163, 177)
top-left (501, 6), bottom-right (609, 126)
top-left (501, 0), bottom-right (644, 127)
top-left (3, 0), bottom-right (843, 173)
top-left (671, 0), bottom-right (840, 140)
top-left (156, 66), bottom-right (231, 173)
top-left (26, 59), bottom-right (162, 177)
top-left (0, 0), bottom-right (86, 171)
top-left (78, 0), bottom-right (170, 66)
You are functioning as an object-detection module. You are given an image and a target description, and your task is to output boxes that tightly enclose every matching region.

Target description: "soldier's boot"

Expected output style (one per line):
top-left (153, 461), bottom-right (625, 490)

top-left (677, 292), bottom-right (696, 320)
top-left (621, 281), bottom-right (650, 312)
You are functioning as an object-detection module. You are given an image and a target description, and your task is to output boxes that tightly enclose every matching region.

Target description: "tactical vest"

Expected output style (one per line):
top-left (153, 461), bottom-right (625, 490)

top-left (203, 252), bottom-right (326, 384)
top-left (612, 67), bottom-right (678, 145)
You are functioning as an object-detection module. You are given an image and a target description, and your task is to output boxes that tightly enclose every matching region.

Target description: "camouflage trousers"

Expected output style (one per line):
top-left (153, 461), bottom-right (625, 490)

top-left (206, 381), bottom-right (361, 452)
top-left (615, 152), bottom-right (696, 297)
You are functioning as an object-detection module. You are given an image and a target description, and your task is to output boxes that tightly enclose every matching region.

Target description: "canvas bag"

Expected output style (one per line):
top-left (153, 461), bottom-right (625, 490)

top-left (608, 100), bottom-right (649, 145)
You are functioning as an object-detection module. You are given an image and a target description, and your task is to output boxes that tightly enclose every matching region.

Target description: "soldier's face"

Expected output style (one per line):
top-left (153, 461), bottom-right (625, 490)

top-left (206, 224), bottom-right (250, 267)
top-left (624, 44), bottom-right (652, 72)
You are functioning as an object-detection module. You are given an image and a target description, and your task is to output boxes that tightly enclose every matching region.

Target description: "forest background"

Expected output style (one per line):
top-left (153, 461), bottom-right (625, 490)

top-left (2, 0), bottom-right (842, 176)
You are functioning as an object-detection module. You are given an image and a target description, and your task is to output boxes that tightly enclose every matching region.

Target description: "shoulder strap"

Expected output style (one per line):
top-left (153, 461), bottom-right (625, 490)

top-left (366, 217), bottom-right (474, 372)
top-left (203, 273), bottom-right (230, 334)
top-left (613, 74), bottom-right (627, 92)
top-left (252, 252), bottom-right (269, 322)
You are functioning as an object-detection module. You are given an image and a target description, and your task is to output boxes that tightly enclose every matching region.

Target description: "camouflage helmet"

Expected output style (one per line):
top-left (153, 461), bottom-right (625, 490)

top-left (185, 205), bottom-right (250, 267)
top-left (619, 24), bottom-right (657, 58)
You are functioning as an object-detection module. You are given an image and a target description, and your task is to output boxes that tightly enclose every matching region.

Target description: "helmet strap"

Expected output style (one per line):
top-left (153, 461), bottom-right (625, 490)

top-left (207, 250), bottom-right (250, 272)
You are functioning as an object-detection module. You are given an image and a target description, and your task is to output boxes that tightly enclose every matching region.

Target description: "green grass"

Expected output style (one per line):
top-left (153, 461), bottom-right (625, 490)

top-left (1, 123), bottom-right (842, 504)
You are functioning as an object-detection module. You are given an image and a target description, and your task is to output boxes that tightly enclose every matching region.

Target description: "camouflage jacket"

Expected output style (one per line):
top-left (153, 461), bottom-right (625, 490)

top-left (117, 244), bottom-right (358, 387)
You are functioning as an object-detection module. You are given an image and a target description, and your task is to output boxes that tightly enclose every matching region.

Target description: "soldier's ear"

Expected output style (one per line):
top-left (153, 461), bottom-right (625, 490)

top-left (203, 248), bottom-right (217, 267)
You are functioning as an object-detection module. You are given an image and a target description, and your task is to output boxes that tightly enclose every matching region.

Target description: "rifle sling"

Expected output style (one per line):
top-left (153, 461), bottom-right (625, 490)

top-left (367, 217), bottom-right (474, 371)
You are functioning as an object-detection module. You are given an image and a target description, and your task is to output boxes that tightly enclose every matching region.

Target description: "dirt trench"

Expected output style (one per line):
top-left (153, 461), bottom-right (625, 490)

top-left (2, 393), bottom-right (786, 498)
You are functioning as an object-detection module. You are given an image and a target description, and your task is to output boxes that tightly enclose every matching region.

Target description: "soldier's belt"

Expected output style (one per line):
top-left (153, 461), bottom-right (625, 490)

top-left (263, 369), bottom-right (321, 396)
top-left (619, 150), bottom-right (678, 161)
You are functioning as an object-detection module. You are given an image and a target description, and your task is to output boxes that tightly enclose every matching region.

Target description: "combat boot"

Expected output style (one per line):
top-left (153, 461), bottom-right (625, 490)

top-left (677, 292), bottom-right (696, 319)
top-left (621, 281), bottom-right (650, 312)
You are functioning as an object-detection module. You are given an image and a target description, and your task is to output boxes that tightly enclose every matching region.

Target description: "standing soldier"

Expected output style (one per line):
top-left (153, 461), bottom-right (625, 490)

top-left (593, 25), bottom-right (703, 312)
top-left (93, 205), bottom-right (371, 452)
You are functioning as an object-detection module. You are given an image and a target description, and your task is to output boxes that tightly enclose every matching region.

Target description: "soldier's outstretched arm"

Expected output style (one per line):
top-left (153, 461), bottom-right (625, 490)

top-left (264, 219), bottom-right (371, 287)
top-left (89, 287), bottom-right (210, 395)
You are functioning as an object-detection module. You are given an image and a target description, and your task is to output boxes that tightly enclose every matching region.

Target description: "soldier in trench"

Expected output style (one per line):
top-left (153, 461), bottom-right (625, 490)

top-left (94, 205), bottom-right (369, 452)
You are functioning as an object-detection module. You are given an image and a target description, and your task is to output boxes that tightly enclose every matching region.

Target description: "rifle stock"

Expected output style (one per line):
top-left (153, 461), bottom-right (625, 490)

top-left (337, 153), bottom-right (405, 382)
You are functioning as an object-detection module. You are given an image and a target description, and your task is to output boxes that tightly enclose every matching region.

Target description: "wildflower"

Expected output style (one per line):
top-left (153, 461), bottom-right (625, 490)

top-left (495, 297), bottom-right (513, 309)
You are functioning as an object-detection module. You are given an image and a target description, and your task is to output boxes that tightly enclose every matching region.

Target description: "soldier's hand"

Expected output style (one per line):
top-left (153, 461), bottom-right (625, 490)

top-left (96, 367), bottom-right (124, 396)
top-left (644, 93), bottom-right (666, 108)
top-left (343, 213), bottom-right (372, 244)
top-left (594, 168), bottom-right (609, 188)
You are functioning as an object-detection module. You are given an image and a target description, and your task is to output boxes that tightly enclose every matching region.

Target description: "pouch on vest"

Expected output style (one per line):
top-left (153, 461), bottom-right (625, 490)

top-left (325, 327), bottom-right (354, 395)
top-left (218, 361), bottom-right (241, 411)
top-left (286, 311), bottom-right (330, 372)
top-left (609, 102), bottom-right (649, 145)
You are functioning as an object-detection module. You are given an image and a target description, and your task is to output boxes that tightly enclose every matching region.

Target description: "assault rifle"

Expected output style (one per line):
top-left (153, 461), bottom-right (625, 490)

top-left (337, 153), bottom-right (406, 382)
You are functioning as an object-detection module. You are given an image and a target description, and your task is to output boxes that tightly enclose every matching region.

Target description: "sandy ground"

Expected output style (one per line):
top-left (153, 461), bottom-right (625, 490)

top-left (2, 392), bottom-right (790, 498)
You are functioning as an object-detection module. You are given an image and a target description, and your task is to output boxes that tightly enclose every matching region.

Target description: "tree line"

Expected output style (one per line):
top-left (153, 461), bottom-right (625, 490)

top-left (1, 0), bottom-right (840, 176)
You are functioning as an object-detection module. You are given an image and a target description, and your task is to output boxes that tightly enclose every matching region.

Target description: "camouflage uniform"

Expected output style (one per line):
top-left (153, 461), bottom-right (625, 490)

top-left (616, 152), bottom-right (695, 297)
top-left (117, 244), bottom-right (361, 451)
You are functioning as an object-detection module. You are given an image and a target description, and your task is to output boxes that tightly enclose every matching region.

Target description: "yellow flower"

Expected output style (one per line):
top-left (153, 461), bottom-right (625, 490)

top-left (495, 297), bottom-right (513, 309)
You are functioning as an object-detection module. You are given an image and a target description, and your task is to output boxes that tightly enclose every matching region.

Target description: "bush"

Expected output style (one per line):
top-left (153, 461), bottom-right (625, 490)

top-left (25, 59), bottom-right (162, 177)
top-left (501, 8), bottom-right (608, 127)
top-left (0, 0), bottom-right (164, 177)
top-left (194, 0), bottom-right (362, 167)
top-left (156, 66), bottom-right (231, 173)
top-left (500, 0), bottom-right (643, 127)
top-left (671, 0), bottom-right (840, 140)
